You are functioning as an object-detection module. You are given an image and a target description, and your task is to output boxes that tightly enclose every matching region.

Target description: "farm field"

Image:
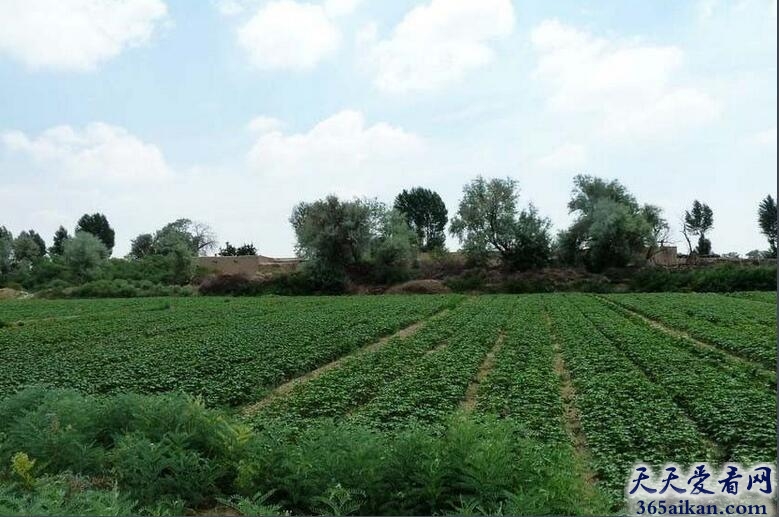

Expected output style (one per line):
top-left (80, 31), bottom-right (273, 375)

top-left (0, 292), bottom-right (775, 515)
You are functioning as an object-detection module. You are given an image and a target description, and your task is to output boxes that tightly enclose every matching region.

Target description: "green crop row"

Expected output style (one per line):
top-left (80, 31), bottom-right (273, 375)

top-left (474, 295), bottom-right (568, 443)
top-left (349, 297), bottom-right (513, 430)
top-left (724, 291), bottom-right (777, 304)
top-left (606, 292), bottom-right (776, 368)
top-left (249, 298), bottom-right (483, 428)
top-left (578, 295), bottom-right (776, 462)
top-left (0, 295), bottom-right (461, 405)
top-left (546, 295), bottom-right (712, 502)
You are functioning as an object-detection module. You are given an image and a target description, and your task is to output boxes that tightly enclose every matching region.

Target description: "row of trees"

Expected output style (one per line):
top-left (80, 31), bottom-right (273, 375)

top-left (291, 177), bottom-right (778, 278)
top-left (0, 215), bottom-right (226, 289)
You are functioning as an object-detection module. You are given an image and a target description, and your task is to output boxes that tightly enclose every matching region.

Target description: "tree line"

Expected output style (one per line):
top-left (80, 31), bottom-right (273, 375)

top-left (291, 175), bottom-right (777, 287)
top-left (0, 174), bottom-right (776, 292)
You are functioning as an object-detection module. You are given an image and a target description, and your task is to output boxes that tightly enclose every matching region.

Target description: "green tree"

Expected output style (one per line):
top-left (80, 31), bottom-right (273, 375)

top-left (393, 187), bottom-right (448, 252)
top-left (218, 242), bottom-right (258, 256)
top-left (683, 201), bottom-right (714, 255)
top-left (62, 232), bottom-right (108, 281)
top-left (49, 226), bottom-right (70, 256)
top-left (291, 196), bottom-right (383, 275)
top-left (449, 176), bottom-right (552, 270)
top-left (0, 226), bottom-right (12, 277)
top-left (235, 243), bottom-right (257, 256)
top-left (219, 242), bottom-right (238, 256)
top-left (154, 219), bottom-right (216, 256)
top-left (12, 231), bottom-right (45, 264)
top-left (560, 175), bottom-right (656, 272)
top-left (371, 210), bottom-right (418, 283)
top-left (75, 213), bottom-right (115, 255)
top-left (758, 195), bottom-right (777, 257)
top-left (641, 204), bottom-right (670, 259)
top-left (128, 233), bottom-right (154, 259)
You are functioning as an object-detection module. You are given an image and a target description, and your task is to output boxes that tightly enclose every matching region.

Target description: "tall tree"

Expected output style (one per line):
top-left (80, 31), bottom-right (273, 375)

top-left (155, 219), bottom-right (216, 256)
top-left (393, 187), bottom-right (448, 252)
top-left (290, 196), bottom-right (383, 272)
top-left (62, 232), bottom-right (108, 282)
top-left (49, 226), bottom-right (70, 256)
top-left (559, 175), bottom-right (656, 271)
top-left (129, 233), bottom-right (154, 259)
top-left (13, 231), bottom-right (46, 261)
top-left (75, 213), bottom-right (115, 255)
top-left (758, 195), bottom-right (777, 257)
top-left (449, 176), bottom-right (552, 270)
top-left (683, 201), bottom-right (714, 255)
top-left (641, 204), bottom-right (670, 259)
top-left (0, 226), bottom-right (12, 276)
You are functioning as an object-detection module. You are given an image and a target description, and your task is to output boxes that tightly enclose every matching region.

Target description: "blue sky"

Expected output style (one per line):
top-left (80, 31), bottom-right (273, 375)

top-left (0, 0), bottom-right (776, 257)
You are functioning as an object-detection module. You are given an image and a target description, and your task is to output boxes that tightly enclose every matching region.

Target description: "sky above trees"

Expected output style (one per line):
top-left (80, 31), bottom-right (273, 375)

top-left (0, 0), bottom-right (776, 256)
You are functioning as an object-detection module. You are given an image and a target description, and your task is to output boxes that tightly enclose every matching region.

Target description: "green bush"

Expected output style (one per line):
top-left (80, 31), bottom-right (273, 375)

top-left (630, 264), bottom-right (776, 292)
top-left (0, 389), bottom-right (607, 515)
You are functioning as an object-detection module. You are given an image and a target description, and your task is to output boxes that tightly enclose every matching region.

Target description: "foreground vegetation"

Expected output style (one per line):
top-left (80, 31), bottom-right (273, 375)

top-left (0, 292), bottom-right (774, 515)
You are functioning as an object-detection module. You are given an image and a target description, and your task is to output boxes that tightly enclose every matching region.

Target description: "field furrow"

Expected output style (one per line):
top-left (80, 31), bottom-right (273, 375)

top-left (575, 294), bottom-right (775, 462)
top-left (545, 295), bottom-right (713, 502)
top-left (605, 292), bottom-right (776, 368)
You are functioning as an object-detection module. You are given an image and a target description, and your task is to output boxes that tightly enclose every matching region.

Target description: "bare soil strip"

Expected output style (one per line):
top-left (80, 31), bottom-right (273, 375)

top-left (459, 331), bottom-right (505, 413)
top-left (242, 309), bottom-right (450, 415)
top-left (543, 312), bottom-right (599, 486)
top-left (595, 295), bottom-right (775, 382)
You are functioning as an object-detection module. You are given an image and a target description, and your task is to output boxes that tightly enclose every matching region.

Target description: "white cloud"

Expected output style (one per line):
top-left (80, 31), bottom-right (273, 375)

top-left (247, 110), bottom-right (425, 195)
top-left (215, 0), bottom-right (246, 16)
top-left (247, 116), bottom-right (285, 134)
top-left (531, 19), bottom-right (720, 139)
top-left (0, 0), bottom-right (167, 71)
top-left (238, 0), bottom-right (340, 70)
top-left (324, 0), bottom-right (362, 17)
top-left (361, 0), bottom-right (515, 93)
top-left (2, 123), bottom-right (172, 183)
top-left (536, 143), bottom-right (588, 170)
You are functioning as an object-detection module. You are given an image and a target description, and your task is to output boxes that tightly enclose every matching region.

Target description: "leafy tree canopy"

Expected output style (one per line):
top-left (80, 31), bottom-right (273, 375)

top-left (76, 213), bottom-right (115, 255)
top-left (393, 187), bottom-right (448, 252)
top-left (49, 226), bottom-right (70, 256)
top-left (683, 200), bottom-right (714, 255)
top-left (560, 175), bottom-right (657, 271)
top-left (449, 176), bottom-right (552, 271)
top-left (758, 195), bottom-right (777, 257)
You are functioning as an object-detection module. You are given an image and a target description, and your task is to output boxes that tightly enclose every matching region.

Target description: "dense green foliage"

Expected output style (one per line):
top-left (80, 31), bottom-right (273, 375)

top-left (0, 388), bottom-right (604, 516)
top-left (75, 213), bottom-right (115, 255)
top-left (629, 263), bottom-right (776, 292)
top-left (559, 175), bottom-right (663, 272)
top-left (449, 176), bottom-right (552, 270)
top-left (0, 295), bottom-right (457, 405)
top-left (758, 194), bottom-right (777, 257)
top-left (393, 187), bottom-right (448, 252)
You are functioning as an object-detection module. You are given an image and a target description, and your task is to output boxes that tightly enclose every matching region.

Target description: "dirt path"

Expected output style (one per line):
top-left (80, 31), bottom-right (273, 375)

top-left (544, 311), bottom-right (599, 485)
top-left (594, 295), bottom-right (775, 383)
top-left (459, 331), bottom-right (505, 413)
top-left (242, 309), bottom-right (449, 416)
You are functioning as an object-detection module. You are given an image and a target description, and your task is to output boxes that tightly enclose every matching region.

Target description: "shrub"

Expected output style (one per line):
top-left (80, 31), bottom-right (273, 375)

top-left (630, 264), bottom-right (776, 292)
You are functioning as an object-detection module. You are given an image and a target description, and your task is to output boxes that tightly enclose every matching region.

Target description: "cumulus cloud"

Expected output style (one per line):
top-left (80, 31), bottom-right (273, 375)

top-left (247, 110), bottom-right (425, 196)
top-left (323, 0), bottom-right (362, 17)
top-left (2, 123), bottom-right (172, 183)
top-left (531, 20), bottom-right (720, 139)
top-left (361, 0), bottom-right (515, 93)
top-left (237, 0), bottom-right (340, 70)
top-left (0, 0), bottom-right (167, 71)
